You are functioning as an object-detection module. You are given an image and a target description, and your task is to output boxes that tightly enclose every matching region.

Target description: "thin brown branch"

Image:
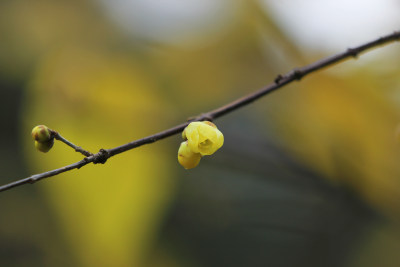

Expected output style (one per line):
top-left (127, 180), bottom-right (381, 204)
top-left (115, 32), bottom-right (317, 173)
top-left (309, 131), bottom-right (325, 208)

top-left (0, 159), bottom-right (90, 192)
top-left (0, 31), bottom-right (399, 193)
top-left (52, 130), bottom-right (93, 157)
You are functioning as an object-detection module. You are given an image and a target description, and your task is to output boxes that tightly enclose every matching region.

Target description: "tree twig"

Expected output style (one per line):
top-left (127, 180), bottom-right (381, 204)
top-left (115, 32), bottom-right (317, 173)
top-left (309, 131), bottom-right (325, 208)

top-left (52, 130), bottom-right (93, 157)
top-left (1, 31), bottom-right (399, 193)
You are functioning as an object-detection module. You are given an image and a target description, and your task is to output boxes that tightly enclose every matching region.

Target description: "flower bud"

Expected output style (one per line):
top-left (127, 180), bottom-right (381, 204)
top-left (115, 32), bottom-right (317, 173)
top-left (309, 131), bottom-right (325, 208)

top-left (178, 141), bottom-right (201, 169)
top-left (32, 125), bottom-right (52, 142)
top-left (183, 121), bottom-right (224, 156)
top-left (34, 139), bottom-right (54, 153)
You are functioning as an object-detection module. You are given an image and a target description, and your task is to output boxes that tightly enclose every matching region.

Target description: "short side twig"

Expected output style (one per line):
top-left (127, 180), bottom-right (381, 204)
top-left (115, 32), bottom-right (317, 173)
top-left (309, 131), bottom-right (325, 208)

top-left (52, 130), bottom-right (93, 157)
top-left (0, 31), bottom-right (399, 193)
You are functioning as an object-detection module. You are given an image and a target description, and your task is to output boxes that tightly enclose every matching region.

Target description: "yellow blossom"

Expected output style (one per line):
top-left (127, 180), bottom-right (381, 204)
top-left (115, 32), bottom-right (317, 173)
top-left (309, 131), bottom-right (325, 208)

top-left (183, 121), bottom-right (224, 156)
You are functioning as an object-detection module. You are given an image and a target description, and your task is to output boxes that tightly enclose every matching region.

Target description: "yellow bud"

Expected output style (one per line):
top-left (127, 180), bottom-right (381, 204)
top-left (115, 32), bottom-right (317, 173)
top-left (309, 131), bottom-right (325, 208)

top-left (32, 125), bottom-right (52, 142)
top-left (183, 121), bottom-right (224, 156)
top-left (178, 141), bottom-right (201, 169)
top-left (34, 139), bottom-right (54, 153)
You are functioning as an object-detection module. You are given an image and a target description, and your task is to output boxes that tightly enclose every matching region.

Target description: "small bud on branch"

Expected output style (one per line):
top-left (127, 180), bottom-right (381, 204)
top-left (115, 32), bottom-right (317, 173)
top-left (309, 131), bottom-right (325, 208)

top-left (178, 121), bottom-right (224, 169)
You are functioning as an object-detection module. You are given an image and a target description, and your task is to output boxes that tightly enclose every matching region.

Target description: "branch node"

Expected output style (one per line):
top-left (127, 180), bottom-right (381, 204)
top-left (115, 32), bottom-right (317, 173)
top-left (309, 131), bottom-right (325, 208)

top-left (292, 69), bottom-right (304, 80)
top-left (347, 48), bottom-right (359, 58)
top-left (28, 174), bottom-right (40, 184)
top-left (75, 147), bottom-right (93, 157)
top-left (93, 149), bottom-right (109, 164)
top-left (274, 74), bottom-right (283, 84)
top-left (49, 129), bottom-right (58, 138)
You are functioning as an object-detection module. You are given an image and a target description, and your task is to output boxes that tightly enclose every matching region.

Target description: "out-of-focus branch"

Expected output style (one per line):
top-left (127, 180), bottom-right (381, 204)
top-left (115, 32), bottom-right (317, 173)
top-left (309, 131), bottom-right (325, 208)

top-left (1, 31), bottom-right (399, 193)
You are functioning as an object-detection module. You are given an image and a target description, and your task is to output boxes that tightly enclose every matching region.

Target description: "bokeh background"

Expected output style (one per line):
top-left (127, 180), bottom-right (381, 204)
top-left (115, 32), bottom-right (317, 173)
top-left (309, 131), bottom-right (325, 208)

top-left (1, 0), bottom-right (400, 266)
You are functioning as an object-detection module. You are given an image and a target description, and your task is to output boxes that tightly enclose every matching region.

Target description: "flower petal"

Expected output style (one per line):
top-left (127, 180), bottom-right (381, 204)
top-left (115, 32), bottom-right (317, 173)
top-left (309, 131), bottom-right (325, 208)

top-left (183, 121), bottom-right (224, 156)
top-left (187, 129), bottom-right (200, 153)
top-left (178, 141), bottom-right (201, 169)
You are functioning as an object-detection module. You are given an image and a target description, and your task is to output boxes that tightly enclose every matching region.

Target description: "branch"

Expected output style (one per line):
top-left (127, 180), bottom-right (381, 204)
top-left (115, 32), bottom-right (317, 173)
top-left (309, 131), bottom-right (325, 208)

top-left (52, 130), bottom-right (93, 157)
top-left (1, 31), bottom-right (399, 193)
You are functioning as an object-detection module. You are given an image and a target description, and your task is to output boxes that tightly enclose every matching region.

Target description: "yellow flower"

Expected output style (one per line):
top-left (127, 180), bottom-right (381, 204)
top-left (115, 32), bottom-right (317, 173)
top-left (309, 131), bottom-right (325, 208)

top-left (183, 121), bottom-right (224, 156)
top-left (178, 141), bottom-right (202, 169)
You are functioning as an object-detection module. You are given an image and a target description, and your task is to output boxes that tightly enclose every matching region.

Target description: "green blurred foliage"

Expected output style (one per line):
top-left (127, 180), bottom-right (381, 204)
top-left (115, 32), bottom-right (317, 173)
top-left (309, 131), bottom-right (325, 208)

top-left (0, 0), bottom-right (400, 266)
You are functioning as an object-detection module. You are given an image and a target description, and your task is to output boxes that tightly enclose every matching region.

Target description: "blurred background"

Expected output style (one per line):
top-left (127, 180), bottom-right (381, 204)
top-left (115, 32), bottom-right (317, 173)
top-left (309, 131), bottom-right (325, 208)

top-left (0, 0), bottom-right (400, 266)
